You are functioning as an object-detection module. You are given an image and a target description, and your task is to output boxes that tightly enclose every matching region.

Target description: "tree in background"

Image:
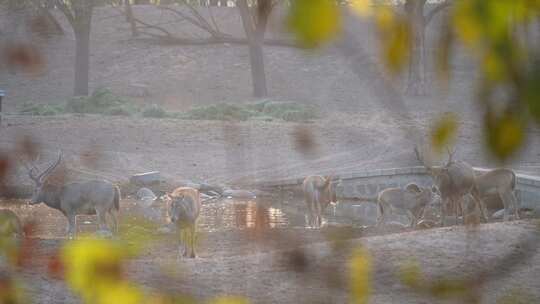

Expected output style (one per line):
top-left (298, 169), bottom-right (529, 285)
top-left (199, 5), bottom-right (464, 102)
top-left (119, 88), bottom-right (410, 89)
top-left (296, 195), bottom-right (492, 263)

top-left (55, 0), bottom-right (95, 96)
top-left (404, 0), bottom-right (451, 96)
top-left (237, 0), bottom-right (273, 98)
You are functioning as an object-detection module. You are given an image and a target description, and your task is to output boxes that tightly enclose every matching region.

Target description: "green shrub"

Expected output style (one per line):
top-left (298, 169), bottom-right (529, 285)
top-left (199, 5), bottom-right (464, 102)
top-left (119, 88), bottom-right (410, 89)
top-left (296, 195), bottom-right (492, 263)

top-left (262, 101), bottom-right (319, 121)
top-left (107, 104), bottom-right (137, 116)
top-left (19, 102), bottom-right (65, 116)
top-left (179, 101), bottom-right (318, 122)
top-left (141, 104), bottom-right (167, 118)
top-left (182, 103), bottom-right (256, 121)
top-left (65, 88), bottom-right (131, 114)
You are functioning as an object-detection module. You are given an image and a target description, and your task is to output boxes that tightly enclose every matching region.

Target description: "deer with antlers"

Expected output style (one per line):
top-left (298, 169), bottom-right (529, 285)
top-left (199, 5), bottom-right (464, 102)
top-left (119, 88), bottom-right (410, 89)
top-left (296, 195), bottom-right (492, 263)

top-left (21, 151), bottom-right (120, 238)
top-left (415, 147), bottom-right (489, 226)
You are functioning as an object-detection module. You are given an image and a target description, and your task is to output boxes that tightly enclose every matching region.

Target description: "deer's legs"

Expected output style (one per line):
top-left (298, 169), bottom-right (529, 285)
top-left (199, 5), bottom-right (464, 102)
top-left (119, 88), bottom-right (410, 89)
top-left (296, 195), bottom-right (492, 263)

top-left (189, 226), bottom-right (197, 258)
top-left (67, 214), bottom-right (76, 239)
top-left (406, 210), bottom-right (416, 228)
top-left (453, 199), bottom-right (460, 225)
top-left (96, 209), bottom-right (106, 231)
top-left (108, 211), bottom-right (118, 234)
top-left (472, 194), bottom-right (489, 223)
top-left (440, 198), bottom-right (447, 227)
top-left (306, 200), bottom-right (314, 228)
top-left (500, 191), bottom-right (520, 221)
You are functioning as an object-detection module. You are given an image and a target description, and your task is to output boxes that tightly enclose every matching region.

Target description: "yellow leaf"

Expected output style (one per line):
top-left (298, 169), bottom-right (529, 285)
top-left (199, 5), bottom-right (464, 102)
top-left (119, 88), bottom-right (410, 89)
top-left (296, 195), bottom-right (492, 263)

top-left (486, 112), bottom-right (525, 160)
top-left (430, 113), bottom-right (458, 152)
top-left (399, 261), bottom-right (422, 289)
top-left (209, 296), bottom-right (250, 304)
top-left (287, 0), bottom-right (341, 48)
top-left (452, 1), bottom-right (482, 48)
top-left (374, 8), bottom-right (411, 73)
top-left (97, 282), bottom-right (144, 304)
top-left (350, 0), bottom-right (373, 17)
top-left (350, 246), bottom-right (371, 304)
top-left (61, 237), bottom-right (129, 302)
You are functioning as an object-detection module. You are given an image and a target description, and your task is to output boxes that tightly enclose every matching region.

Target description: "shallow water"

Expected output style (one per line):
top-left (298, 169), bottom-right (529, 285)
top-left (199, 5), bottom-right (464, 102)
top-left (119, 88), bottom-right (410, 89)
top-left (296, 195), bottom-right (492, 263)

top-left (0, 198), bottom-right (365, 237)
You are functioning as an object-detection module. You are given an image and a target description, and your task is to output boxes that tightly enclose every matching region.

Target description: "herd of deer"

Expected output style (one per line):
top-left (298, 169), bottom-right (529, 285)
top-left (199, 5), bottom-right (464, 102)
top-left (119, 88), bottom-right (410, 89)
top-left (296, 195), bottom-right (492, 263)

top-left (1, 146), bottom-right (522, 259)
top-left (303, 147), bottom-right (521, 229)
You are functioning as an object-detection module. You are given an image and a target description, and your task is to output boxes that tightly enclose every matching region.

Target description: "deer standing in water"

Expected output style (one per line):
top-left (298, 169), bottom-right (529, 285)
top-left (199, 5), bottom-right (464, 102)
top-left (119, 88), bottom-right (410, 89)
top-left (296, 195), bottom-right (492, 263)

top-left (22, 152), bottom-right (120, 238)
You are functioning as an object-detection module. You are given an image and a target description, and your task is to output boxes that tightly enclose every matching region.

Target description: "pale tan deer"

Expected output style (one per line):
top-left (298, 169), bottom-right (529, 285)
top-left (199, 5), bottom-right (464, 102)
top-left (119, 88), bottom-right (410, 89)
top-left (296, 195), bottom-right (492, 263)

top-left (473, 168), bottom-right (519, 221)
top-left (377, 183), bottom-right (441, 228)
top-left (415, 147), bottom-right (489, 226)
top-left (302, 175), bottom-right (338, 228)
top-left (167, 187), bottom-right (201, 259)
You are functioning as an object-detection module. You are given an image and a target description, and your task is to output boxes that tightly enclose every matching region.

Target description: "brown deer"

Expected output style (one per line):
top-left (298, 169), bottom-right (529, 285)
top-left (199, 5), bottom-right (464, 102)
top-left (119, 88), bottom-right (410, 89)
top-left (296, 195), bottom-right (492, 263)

top-left (302, 175), bottom-right (338, 228)
top-left (473, 168), bottom-right (520, 221)
top-left (22, 152), bottom-right (120, 238)
top-left (166, 187), bottom-right (201, 259)
top-left (415, 147), bottom-right (489, 226)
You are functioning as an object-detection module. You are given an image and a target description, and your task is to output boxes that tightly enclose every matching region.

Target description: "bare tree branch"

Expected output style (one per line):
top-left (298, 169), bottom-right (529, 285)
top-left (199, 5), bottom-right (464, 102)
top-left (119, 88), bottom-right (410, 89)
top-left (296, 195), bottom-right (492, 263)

top-left (425, 0), bottom-right (452, 25)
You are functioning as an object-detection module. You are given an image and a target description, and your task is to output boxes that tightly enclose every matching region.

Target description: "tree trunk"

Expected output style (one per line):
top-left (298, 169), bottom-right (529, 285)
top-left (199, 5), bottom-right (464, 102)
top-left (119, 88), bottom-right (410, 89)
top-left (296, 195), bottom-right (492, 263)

top-left (238, 0), bottom-right (268, 98)
top-left (74, 27), bottom-right (91, 96)
top-left (406, 0), bottom-right (427, 96)
top-left (248, 37), bottom-right (267, 98)
top-left (125, 0), bottom-right (138, 36)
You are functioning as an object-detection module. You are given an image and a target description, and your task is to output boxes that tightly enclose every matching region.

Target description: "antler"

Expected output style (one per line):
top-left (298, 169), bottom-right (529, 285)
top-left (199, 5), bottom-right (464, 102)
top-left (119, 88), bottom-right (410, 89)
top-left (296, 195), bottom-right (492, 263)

top-left (445, 147), bottom-right (456, 166)
top-left (36, 151), bottom-right (62, 183)
top-left (19, 154), bottom-right (41, 183)
top-left (414, 145), bottom-right (432, 169)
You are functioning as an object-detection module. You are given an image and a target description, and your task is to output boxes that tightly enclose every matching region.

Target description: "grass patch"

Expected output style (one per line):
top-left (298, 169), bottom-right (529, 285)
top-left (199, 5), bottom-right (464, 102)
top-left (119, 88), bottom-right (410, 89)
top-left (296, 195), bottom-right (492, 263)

top-left (19, 102), bottom-right (65, 116)
top-left (180, 103), bottom-right (256, 121)
top-left (181, 100), bottom-right (319, 122)
top-left (65, 87), bottom-right (134, 115)
top-left (141, 104), bottom-right (168, 118)
top-left (17, 90), bottom-right (319, 123)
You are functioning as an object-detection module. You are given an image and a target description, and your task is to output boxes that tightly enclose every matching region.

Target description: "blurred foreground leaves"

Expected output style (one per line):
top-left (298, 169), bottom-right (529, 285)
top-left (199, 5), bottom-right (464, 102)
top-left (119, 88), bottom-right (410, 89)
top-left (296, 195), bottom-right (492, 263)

top-left (349, 246), bottom-right (371, 304)
top-left (287, 0), bottom-right (341, 48)
top-left (286, 0), bottom-right (540, 162)
top-left (430, 113), bottom-right (458, 153)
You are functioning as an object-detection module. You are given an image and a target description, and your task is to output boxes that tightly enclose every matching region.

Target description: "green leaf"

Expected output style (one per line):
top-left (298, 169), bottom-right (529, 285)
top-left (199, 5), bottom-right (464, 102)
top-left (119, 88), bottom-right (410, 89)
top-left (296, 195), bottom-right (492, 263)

top-left (485, 112), bottom-right (525, 161)
top-left (525, 59), bottom-right (540, 123)
top-left (287, 0), bottom-right (341, 48)
top-left (430, 113), bottom-right (458, 153)
top-left (399, 260), bottom-right (422, 289)
top-left (350, 246), bottom-right (371, 304)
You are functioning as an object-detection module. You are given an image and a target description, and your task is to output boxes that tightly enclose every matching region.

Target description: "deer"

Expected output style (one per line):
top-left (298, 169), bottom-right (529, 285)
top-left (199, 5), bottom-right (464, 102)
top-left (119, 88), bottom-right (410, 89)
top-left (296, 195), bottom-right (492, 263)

top-left (415, 147), bottom-right (489, 226)
top-left (21, 151), bottom-right (120, 238)
top-left (302, 175), bottom-right (338, 228)
top-left (166, 187), bottom-right (201, 259)
top-left (376, 183), bottom-right (441, 228)
top-left (473, 168), bottom-right (520, 221)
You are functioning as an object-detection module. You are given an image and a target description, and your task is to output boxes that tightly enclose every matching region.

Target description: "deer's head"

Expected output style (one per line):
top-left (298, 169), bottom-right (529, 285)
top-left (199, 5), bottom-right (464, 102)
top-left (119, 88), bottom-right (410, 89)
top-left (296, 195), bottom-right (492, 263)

top-left (21, 151), bottom-right (62, 205)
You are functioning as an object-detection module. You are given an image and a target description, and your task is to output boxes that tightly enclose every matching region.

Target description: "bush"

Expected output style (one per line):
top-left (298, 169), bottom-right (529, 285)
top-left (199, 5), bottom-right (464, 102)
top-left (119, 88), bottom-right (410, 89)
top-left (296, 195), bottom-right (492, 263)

top-left (19, 102), bottom-right (65, 116)
top-left (179, 101), bottom-right (319, 122)
top-left (65, 88), bottom-right (132, 114)
top-left (107, 104), bottom-right (137, 116)
top-left (262, 101), bottom-right (319, 121)
top-left (182, 103), bottom-right (256, 121)
top-left (141, 104), bottom-right (167, 118)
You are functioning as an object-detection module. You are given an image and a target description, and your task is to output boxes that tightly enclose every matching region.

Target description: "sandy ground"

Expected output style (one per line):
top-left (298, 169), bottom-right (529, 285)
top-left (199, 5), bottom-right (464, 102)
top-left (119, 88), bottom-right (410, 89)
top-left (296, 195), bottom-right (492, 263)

top-left (1, 198), bottom-right (538, 304)
top-left (13, 214), bottom-right (540, 303)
